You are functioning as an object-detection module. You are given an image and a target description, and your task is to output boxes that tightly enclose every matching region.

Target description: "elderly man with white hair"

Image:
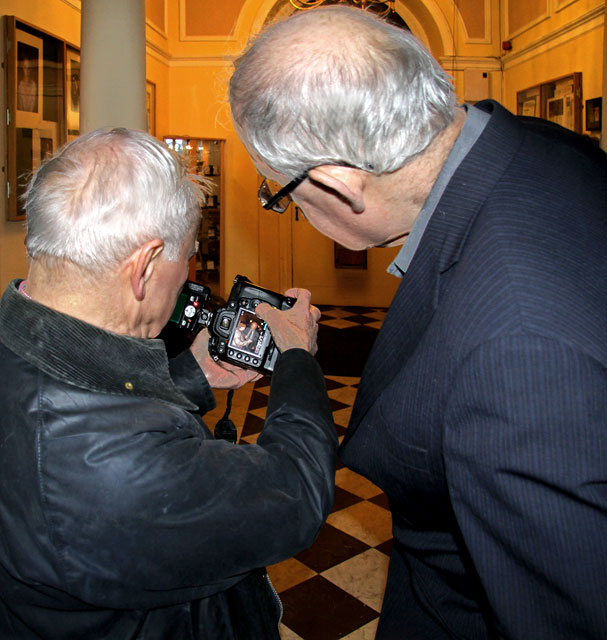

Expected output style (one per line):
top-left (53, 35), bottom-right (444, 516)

top-left (229, 6), bottom-right (607, 639)
top-left (0, 128), bottom-right (337, 639)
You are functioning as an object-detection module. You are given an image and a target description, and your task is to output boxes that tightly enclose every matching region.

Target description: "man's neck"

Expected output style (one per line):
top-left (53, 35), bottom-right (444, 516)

top-left (371, 107), bottom-right (467, 248)
top-left (26, 259), bottom-right (127, 334)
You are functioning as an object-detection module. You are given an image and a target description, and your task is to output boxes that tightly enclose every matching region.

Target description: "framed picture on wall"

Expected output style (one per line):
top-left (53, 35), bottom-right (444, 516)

top-left (585, 97), bottom-right (602, 132)
top-left (334, 243), bottom-right (367, 269)
top-left (146, 81), bottom-right (156, 136)
top-left (16, 30), bottom-right (43, 128)
top-left (66, 47), bottom-right (80, 139)
top-left (517, 86), bottom-right (540, 118)
top-left (4, 16), bottom-right (73, 220)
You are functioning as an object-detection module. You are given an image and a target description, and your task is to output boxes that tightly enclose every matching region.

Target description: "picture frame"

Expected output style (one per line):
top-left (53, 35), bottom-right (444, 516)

top-left (517, 86), bottom-right (540, 119)
top-left (521, 97), bottom-right (538, 117)
top-left (16, 30), bottom-right (42, 126)
top-left (4, 16), bottom-right (75, 220)
top-left (146, 80), bottom-right (156, 136)
top-left (66, 46), bottom-right (80, 139)
top-left (334, 243), bottom-right (367, 270)
top-left (585, 97), bottom-right (602, 132)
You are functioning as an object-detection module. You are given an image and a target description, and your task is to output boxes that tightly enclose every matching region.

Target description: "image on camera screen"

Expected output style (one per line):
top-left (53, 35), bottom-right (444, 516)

top-left (228, 308), bottom-right (268, 357)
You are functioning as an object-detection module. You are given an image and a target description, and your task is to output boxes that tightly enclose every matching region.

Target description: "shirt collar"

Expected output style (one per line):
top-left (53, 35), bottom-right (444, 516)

top-left (0, 280), bottom-right (197, 410)
top-left (387, 103), bottom-right (491, 277)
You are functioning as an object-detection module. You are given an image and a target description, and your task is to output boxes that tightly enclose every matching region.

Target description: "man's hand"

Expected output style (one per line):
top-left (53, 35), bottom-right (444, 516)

top-left (189, 329), bottom-right (262, 389)
top-left (255, 288), bottom-right (321, 355)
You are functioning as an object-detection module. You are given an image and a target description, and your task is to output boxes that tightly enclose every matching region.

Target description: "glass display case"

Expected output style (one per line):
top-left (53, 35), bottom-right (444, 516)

top-left (517, 73), bottom-right (582, 133)
top-left (163, 136), bottom-right (224, 298)
top-left (4, 16), bottom-right (78, 220)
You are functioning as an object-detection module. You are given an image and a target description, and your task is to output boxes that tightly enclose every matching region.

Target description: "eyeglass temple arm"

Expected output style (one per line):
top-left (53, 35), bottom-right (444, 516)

top-left (262, 172), bottom-right (308, 210)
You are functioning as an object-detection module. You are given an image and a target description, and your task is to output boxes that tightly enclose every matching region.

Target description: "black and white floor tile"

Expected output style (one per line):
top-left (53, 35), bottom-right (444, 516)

top-left (205, 306), bottom-right (391, 639)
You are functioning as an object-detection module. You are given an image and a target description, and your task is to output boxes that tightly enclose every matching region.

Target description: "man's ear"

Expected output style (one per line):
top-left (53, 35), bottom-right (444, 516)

top-left (128, 239), bottom-right (164, 302)
top-left (307, 165), bottom-right (367, 213)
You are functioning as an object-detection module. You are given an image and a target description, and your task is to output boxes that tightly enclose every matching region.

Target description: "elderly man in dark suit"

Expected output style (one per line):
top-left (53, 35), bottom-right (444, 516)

top-left (229, 6), bottom-right (607, 638)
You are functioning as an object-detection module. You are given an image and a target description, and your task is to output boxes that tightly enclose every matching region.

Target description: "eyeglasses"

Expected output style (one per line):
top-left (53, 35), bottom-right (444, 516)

top-left (258, 172), bottom-right (308, 213)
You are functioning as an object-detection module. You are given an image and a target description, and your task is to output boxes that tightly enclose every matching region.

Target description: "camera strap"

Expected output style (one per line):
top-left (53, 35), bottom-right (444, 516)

top-left (214, 389), bottom-right (238, 444)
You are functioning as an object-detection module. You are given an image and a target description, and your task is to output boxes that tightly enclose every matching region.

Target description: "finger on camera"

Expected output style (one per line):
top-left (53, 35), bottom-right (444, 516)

top-left (285, 288), bottom-right (311, 305)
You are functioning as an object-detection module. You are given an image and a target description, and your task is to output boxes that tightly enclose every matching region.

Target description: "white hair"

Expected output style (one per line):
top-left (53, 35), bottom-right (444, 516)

top-left (24, 128), bottom-right (203, 271)
top-left (230, 5), bottom-right (457, 178)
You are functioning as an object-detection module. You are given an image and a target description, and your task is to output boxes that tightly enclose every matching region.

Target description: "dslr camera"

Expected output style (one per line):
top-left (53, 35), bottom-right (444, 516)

top-left (169, 275), bottom-right (295, 375)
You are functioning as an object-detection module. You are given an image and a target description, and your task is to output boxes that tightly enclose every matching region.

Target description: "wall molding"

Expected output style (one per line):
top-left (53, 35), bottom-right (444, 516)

top-left (59, 0), bottom-right (81, 11)
top-left (146, 0), bottom-right (168, 40)
top-left (146, 40), bottom-right (233, 68)
top-left (439, 55), bottom-right (502, 71)
top-left (502, 4), bottom-right (604, 68)
top-left (504, 0), bottom-right (550, 40)
top-left (460, 0), bottom-right (492, 45)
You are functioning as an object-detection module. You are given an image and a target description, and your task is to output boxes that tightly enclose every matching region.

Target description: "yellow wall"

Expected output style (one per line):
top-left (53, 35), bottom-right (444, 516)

top-left (501, 0), bottom-right (604, 136)
top-left (0, 0), bottom-right (81, 291)
top-left (0, 0), bottom-right (604, 303)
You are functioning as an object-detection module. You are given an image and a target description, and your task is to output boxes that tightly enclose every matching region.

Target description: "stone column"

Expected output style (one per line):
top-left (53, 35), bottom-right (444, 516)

top-left (80, 0), bottom-right (147, 133)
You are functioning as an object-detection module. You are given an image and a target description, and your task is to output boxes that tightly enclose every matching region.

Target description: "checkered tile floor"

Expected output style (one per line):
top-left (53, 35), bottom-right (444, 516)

top-left (206, 306), bottom-right (390, 639)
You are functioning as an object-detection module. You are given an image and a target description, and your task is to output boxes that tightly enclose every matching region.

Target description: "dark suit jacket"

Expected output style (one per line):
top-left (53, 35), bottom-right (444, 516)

top-left (340, 101), bottom-right (607, 639)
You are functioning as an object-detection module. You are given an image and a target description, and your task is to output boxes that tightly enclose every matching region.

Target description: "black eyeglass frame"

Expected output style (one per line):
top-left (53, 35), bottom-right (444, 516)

top-left (258, 171), bottom-right (308, 213)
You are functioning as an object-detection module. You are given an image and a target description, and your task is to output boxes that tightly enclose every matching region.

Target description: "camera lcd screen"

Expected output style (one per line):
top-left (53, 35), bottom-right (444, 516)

top-left (228, 308), bottom-right (268, 357)
top-left (169, 292), bottom-right (188, 324)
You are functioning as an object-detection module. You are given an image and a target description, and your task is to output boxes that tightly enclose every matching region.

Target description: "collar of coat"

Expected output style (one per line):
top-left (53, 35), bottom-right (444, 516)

top-left (0, 280), bottom-right (199, 410)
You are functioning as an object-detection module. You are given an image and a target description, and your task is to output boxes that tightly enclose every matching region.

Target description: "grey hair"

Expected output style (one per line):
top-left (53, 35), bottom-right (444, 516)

top-left (24, 128), bottom-right (203, 271)
top-left (229, 5), bottom-right (457, 178)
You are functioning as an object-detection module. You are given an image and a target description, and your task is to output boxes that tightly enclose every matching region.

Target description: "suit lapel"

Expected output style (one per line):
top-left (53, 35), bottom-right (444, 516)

top-left (343, 240), bottom-right (440, 441)
top-left (342, 100), bottom-right (525, 444)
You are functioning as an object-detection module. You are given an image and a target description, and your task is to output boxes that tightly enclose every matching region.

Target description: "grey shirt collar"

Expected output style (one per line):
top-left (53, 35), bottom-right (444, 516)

top-left (387, 104), bottom-right (490, 277)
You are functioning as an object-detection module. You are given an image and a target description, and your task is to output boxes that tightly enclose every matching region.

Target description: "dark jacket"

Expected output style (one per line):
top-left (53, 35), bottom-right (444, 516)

top-left (340, 101), bottom-right (607, 638)
top-left (0, 280), bottom-right (338, 639)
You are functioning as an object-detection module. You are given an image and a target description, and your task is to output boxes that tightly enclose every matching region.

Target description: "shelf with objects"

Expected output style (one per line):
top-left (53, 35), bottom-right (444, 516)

top-left (163, 136), bottom-right (225, 301)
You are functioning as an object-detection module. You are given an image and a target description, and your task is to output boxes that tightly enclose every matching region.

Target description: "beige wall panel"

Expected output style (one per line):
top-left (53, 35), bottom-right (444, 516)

top-left (507, 0), bottom-right (549, 36)
top-left (0, 0), bottom-right (81, 290)
top-left (183, 0), bottom-right (244, 37)
top-left (456, 0), bottom-right (486, 39)
top-left (146, 0), bottom-right (165, 34)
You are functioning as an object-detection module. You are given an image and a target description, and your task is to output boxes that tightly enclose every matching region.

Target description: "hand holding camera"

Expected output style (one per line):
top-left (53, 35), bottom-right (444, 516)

top-left (170, 276), bottom-right (320, 379)
top-left (255, 288), bottom-right (321, 356)
top-left (189, 329), bottom-right (262, 389)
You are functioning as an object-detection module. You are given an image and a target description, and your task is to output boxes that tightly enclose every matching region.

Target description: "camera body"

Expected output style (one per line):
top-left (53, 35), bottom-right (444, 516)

top-left (169, 275), bottom-right (295, 375)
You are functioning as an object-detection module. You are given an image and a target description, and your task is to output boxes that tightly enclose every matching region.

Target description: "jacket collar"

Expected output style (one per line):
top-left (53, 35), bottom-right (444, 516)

top-left (0, 280), bottom-right (197, 410)
top-left (344, 101), bottom-right (525, 436)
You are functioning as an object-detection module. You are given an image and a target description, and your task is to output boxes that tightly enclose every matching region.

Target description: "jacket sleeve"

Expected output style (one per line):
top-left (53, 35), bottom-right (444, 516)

top-left (443, 334), bottom-right (607, 639)
top-left (168, 348), bottom-right (217, 413)
top-left (40, 348), bottom-right (337, 609)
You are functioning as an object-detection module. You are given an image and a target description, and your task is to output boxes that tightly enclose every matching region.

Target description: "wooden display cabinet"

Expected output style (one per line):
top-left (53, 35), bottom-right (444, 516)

top-left (4, 16), bottom-right (78, 220)
top-left (517, 73), bottom-right (582, 134)
top-left (163, 136), bottom-right (225, 298)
